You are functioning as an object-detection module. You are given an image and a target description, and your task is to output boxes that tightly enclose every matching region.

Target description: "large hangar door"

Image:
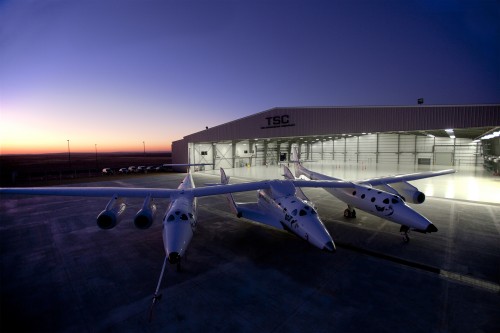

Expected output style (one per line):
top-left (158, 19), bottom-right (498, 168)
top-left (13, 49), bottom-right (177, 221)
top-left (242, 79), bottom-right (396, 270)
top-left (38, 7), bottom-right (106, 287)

top-left (192, 143), bottom-right (215, 170)
top-left (214, 143), bottom-right (233, 169)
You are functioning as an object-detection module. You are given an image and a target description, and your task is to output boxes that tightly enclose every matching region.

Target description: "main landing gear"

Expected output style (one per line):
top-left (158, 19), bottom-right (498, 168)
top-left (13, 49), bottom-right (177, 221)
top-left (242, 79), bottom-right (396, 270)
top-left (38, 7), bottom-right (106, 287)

top-left (344, 205), bottom-right (356, 218)
top-left (400, 225), bottom-right (410, 243)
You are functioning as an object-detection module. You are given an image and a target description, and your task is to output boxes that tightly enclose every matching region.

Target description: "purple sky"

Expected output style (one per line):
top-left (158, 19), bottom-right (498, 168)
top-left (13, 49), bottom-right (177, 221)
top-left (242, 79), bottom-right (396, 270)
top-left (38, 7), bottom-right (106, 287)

top-left (1, 0), bottom-right (499, 153)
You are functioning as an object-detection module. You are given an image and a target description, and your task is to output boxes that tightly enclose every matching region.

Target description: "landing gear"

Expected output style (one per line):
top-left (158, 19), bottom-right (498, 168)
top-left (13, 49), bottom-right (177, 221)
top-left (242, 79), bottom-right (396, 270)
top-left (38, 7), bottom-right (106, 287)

top-left (400, 225), bottom-right (410, 243)
top-left (344, 206), bottom-right (356, 218)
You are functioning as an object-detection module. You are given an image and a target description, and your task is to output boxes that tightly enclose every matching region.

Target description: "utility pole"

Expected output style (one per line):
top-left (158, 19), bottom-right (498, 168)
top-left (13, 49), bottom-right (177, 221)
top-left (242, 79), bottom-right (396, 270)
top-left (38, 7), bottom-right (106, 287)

top-left (67, 140), bottom-right (71, 168)
top-left (143, 141), bottom-right (146, 155)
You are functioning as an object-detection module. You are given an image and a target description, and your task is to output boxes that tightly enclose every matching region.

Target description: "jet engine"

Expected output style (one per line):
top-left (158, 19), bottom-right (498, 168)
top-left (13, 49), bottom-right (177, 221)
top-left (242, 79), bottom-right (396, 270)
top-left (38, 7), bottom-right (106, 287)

top-left (134, 195), bottom-right (157, 229)
top-left (387, 181), bottom-right (425, 204)
top-left (97, 195), bottom-right (127, 229)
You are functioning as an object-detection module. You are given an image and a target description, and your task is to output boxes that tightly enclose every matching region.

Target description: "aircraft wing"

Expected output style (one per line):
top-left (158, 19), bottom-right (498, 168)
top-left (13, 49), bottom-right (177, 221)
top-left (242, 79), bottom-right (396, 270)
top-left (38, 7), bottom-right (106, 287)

top-left (357, 169), bottom-right (456, 186)
top-left (0, 181), bottom-right (270, 199)
top-left (0, 187), bottom-right (176, 198)
top-left (231, 202), bottom-right (285, 230)
top-left (0, 179), bottom-right (352, 199)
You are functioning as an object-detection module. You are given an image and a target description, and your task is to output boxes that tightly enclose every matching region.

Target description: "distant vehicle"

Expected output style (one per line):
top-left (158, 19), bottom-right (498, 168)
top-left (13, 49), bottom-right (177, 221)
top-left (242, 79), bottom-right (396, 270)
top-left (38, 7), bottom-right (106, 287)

top-left (137, 166), bottom-right (147, 173)
top-left (118, 168), bottom-right (128, 174)
top-left (146, 166), bottom-right (156, 172)
top-left (128, 166), bottom-right (137, 173)
top-left (102, 168), bottom-right (114, 175)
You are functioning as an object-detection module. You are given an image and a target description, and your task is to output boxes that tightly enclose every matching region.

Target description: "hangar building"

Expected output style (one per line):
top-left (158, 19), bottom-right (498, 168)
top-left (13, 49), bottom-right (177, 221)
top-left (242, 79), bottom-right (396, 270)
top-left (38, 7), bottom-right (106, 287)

top-left (172, 104), bottom-right (500, 172)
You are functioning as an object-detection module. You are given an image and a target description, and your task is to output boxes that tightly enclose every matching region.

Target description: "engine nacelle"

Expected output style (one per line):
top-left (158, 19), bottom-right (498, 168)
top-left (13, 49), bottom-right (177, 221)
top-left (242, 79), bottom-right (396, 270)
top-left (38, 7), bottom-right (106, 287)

top-left (134, 195), bottom-right (157, 229)
top-left (388, 181), bottom-right (426, 204)
top-left (97, 195), bottom-right (127, 229)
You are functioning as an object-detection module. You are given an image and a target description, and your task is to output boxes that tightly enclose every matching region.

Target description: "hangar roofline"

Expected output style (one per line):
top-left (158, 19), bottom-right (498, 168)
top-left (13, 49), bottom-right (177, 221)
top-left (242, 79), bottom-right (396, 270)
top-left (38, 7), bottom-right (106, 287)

top-left (184, 104), bottom-right (500, 139)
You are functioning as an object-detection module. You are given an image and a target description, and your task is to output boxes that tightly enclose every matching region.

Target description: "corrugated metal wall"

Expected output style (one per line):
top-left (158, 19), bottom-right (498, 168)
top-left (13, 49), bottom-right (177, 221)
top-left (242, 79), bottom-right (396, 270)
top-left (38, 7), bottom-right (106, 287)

top-left (178, 105), bottom-right (500, 144)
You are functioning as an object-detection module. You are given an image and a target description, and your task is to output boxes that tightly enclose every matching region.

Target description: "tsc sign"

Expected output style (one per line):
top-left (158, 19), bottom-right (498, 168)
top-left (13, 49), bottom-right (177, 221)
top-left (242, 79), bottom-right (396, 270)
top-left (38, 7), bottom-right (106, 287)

top-left (261, 115), bottom-right (295, 129)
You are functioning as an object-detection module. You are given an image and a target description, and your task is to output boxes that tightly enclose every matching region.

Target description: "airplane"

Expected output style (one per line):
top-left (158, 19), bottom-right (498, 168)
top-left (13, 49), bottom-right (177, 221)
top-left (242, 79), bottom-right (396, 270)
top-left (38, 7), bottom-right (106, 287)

top-left (0, 167), bottom-right (354, 314)
top-left (284, 147), bottom-right (456, 242)
top-left (219, 168), bottom-right (337, 252)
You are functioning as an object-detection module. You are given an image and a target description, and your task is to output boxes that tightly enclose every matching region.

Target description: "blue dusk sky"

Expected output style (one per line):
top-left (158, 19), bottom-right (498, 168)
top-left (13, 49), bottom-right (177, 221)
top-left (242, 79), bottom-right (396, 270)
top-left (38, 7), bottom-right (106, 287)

top-left (1, 0), bottom-right (499, 153)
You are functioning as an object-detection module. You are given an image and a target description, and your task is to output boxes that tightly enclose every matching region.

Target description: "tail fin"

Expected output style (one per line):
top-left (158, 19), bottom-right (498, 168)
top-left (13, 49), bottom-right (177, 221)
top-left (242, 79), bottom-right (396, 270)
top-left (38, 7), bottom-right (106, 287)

top-left (283, 165), bottom-right (296, 180)
top-left (220, 167), bottom-right (230, 185)
top-left (290, 145), bottom-right (301, 164)
top-left (219, 168), bottom-right (240, 216)
top-left (283, 165), bottom-right (310, 201)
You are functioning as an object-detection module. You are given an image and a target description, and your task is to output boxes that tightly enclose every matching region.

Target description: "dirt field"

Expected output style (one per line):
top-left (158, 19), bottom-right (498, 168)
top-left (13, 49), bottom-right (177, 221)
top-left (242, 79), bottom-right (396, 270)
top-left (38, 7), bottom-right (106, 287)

top-left (0, 152), bottom-right (172, 186)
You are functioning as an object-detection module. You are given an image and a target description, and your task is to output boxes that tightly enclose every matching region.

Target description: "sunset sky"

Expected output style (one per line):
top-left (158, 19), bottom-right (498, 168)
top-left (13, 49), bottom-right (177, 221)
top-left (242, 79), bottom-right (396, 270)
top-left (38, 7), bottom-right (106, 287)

top-left (1, 0), bottom-right (499, 154)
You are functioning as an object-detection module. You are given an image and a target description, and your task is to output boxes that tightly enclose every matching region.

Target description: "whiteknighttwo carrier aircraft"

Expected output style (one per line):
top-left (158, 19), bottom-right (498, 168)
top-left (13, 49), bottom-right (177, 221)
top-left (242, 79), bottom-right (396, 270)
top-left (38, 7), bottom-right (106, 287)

top-left (0, 169), bottom-right (353, 316)
top-left (0, 169), bottom-right (354, 275)
top-left (285, 148), bottom-right (455, 242)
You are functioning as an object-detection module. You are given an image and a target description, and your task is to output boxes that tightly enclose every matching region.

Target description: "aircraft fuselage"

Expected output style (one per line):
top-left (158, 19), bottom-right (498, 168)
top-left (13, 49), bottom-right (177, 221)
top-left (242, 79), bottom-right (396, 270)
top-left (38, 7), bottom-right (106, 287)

top-left (295, 164), bottom-right (436, 232)
top-left (162, 173), bottom-right (197, 265)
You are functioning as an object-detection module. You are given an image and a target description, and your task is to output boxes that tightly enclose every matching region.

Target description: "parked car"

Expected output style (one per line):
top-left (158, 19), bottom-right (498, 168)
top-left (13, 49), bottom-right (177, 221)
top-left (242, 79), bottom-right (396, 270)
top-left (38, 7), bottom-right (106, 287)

top-left (128, 166), bottom-right (137, 173)
top-left (137, 166), bottom-right (147, 173)
top-left (102, 168), bottom-right (114, 175)
top-left (118, 168), bottom-right (128, 174)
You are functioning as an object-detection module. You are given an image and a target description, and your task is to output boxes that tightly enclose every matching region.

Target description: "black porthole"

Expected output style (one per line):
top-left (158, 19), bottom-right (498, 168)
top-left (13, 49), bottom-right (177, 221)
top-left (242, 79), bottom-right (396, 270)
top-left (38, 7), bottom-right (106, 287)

top-left (361, 194), bottom-right (365, 199)
top-left (371, 197), bottom-right (375, 202)
top-left (352, 191), bottom-right (357, 196)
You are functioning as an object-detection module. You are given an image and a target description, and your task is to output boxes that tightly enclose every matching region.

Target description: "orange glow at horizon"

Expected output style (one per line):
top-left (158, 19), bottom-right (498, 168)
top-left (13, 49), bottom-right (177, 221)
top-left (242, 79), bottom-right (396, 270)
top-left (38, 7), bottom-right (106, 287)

top-left (1, 143), bottom-right (172, 155)
top-left (1, 101), bottom-right (178, 155)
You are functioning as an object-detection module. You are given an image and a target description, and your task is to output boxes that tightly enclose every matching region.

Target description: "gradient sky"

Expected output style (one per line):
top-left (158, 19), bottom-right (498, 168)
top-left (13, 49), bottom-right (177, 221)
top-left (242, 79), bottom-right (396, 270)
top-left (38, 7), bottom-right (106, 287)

top-left (1, 0), bottom-right (499, 154)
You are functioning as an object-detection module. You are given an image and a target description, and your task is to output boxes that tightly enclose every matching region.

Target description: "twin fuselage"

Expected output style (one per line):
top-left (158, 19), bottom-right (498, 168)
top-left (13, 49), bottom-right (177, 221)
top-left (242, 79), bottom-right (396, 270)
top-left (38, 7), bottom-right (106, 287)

top-left (294, 164), bottom-right (437, 232)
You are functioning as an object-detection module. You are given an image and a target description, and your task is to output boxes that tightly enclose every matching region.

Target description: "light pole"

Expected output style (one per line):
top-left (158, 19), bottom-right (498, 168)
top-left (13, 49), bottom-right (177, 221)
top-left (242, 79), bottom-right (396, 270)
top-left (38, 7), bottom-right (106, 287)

top-left (67, 140), bottom-right (71, 168)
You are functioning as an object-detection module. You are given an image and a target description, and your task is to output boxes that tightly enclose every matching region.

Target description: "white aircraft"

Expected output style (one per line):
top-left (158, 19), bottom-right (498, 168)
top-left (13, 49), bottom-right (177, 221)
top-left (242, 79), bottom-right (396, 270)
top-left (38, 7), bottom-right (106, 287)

top-left (220, 168), bottom-right (337, 252)
top-left (285, 147), bottom-right (456, 242)
top-left (1, 168), bottom-right (355, 317)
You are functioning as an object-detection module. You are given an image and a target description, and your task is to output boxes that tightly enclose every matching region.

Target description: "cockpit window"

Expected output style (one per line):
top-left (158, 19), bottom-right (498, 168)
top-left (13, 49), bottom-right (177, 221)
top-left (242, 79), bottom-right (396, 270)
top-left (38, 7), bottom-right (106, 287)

top-left (175, 211), bottom-right (180, 215)
top-left (188, 213), bottom-right (194, 219)
top-left (181, 214), bottom-right (188, 220)
top-left (311, 209), bottom-right (317, 215)
top-left (292, 209), bottom-right (298, 216)
top-left (299, 209), bottom-right (307, 216)
top-left (391, 198), bottom-right (399, 204)
top-left (383, 198), bottom-right (389, 204)
top-left (167, 214), bottom-right (175, 222)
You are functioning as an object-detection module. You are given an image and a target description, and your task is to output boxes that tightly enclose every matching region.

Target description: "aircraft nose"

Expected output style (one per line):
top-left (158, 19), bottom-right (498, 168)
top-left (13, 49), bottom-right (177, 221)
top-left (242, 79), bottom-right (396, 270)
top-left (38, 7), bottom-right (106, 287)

top-left (426, 224), bottom-right (438, 233)
top-left (322, 241), bottom-right (336, 253)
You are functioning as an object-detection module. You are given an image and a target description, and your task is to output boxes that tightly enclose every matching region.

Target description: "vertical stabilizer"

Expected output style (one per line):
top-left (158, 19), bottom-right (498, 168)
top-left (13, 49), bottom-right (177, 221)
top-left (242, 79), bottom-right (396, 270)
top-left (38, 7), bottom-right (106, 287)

top-left (219, 168), bottom-right (239, 215)
top-left (291, 145), bottom-right (301, 164)
top-left (283, 165), bottom-right (295, 180)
